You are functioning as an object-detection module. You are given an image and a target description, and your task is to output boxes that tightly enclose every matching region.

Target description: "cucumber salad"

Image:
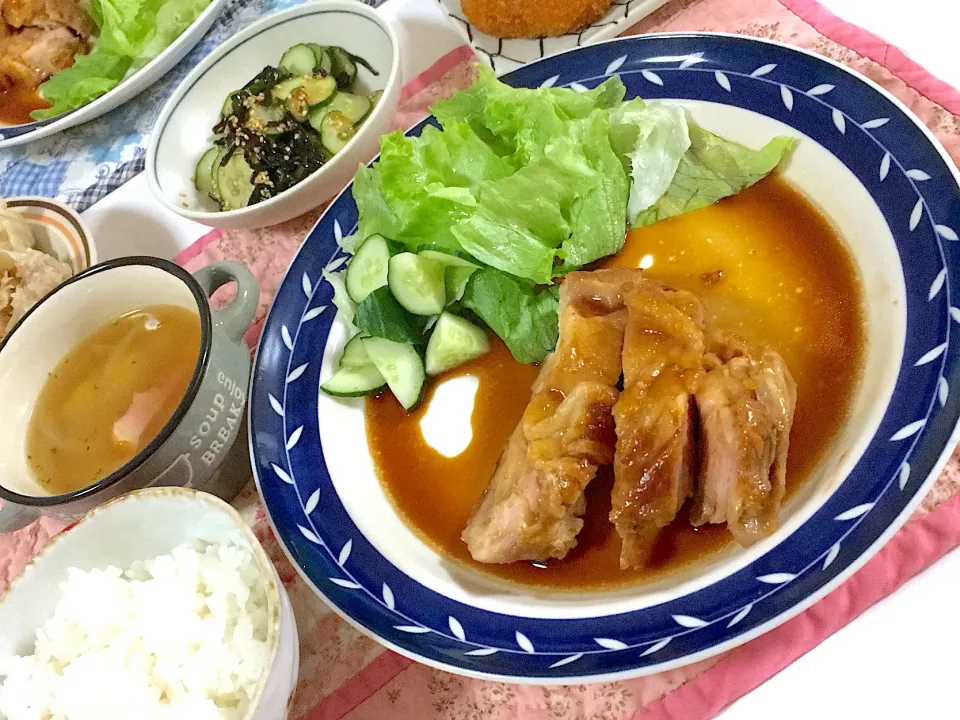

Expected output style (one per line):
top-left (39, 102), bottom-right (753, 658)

top-left (321, 239), bottom-right (490, 411)
top-left (194, 44), bottom-right (381, 211)
top-left (322, 67), bottom-right (795, 412)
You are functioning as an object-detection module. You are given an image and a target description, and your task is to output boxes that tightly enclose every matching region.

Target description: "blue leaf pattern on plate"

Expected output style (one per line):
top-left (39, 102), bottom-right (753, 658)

top-left (835, 503), bottom-right (874, 521)
top-left (248, 35), bottom-right (960, 680)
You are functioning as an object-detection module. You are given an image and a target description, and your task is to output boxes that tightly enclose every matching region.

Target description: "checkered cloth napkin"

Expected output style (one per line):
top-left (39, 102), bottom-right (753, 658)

top-left (0, 0), bottom-right (384, 212)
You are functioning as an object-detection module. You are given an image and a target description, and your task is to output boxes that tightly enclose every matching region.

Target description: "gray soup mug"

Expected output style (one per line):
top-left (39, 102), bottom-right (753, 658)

top-left (0, 256), bottom-right (258, 532)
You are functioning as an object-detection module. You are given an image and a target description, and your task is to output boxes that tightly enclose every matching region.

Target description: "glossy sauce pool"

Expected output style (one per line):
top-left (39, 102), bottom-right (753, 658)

top-left (0, 86), bottom-right (50, 126)
top-left (366, 176), bottom-right (865, 591)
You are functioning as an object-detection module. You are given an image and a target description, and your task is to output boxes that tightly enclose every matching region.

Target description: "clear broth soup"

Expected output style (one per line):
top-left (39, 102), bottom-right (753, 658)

top-left (26, 304), bottom-right (201, 495)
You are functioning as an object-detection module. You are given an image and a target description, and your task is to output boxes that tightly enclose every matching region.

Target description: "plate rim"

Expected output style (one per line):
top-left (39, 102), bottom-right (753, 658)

top-left (249, 30), bottom-right (960, 683)
top-left (434, 0), bottom-right (673, 72)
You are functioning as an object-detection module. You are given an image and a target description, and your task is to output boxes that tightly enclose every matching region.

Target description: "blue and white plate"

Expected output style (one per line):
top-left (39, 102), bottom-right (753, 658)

top-left (249, 33), bottom-right (960, 682)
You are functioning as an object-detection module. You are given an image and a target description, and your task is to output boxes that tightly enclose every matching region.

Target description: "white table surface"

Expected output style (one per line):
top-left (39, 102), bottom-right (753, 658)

top-left (82, 1), bottom-right (960, 716)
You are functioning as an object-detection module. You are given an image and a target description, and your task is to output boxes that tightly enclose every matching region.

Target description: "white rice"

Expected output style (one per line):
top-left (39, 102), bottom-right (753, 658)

top-left (0, 541), bottom-right (272, 720)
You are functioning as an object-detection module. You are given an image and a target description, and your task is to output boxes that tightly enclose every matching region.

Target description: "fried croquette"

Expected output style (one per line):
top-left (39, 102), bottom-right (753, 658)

top-left (461, 0), bottom-right (615, 38)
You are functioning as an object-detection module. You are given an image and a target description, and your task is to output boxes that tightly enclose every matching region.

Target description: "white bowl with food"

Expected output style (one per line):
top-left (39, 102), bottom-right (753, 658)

top-left (0, 0), bottom-right (228, 148)
top-left (0, 487), bottom-right (298, 720)
top-left (246, 34), bottom-right (960, 682)
top-left (146, 1), bottom-right (401, 230)
top-left (0, 196), bottom-right (91, 342)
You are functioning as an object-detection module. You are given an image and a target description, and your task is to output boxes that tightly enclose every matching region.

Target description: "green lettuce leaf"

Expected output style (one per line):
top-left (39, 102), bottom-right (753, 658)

top-left (92, 0), bottom-right (162, 56)
top-left (135, 0), bottom-right (212, 66)
top-left (32, 52), bottom-right (132, 120)
top-left (633, 124), bottom-right (795, 226)
top-left (33, 0), bottom-right (211, 120)
top-left (357, 70), bottom-right (631, 282)
top-left (351, 68), bottom-right (795, 365)
top-left (560, 110), bottom-right (629, 272)
top-left (431, 66), bottom-right (624, 160)
top-left (452, 215), bottom-right (556, 284)
top-left (612, 102), bottom-right (691, 225)
top-left (450, 137), bottom-right (602, 282)
top-left (460, 269), bottom-right (559, 364)
top-left (353, 124), bottom-right (512, 251)
top-left (323, 269), bottom-right (357, 337)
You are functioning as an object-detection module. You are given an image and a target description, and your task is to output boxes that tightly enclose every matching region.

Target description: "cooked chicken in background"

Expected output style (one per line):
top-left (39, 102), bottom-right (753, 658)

top-left (2, 0), bottom-right (94, 37)
top-left (610, 284), bottom-right (708, 569)
top-left (692, 333), bottom-right (797, 545)
top-left (0, 0), bottom-right (91, 92)
top-left (461, 0), bottom-right (615, 38)
top-left (0, 25), bottom-right (85, 89)
top-left (461, 269), bottom-right (641, 564)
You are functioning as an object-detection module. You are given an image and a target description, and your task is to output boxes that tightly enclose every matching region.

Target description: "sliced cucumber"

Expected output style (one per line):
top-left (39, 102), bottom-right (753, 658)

top-left (307, 106), bottom-right (328, 134)
top-left (320, 364), bottom-right (385, 397)
top-left (307, 92), bottom-right (368, 133)
top-left (346, 234), bottom-right (390, 303)
top-left (216, 151), bottom-right (254, 211)
top-left (388, 253), bottom-right (446, 316)
top-left (329, 47), bottom-right (357, 89)
top-left (338, 334), bottom-right (371, 369)
top-left (425, 313), bottom-right (490, 375)
top-left (444, 265), bottom-right (476, 305)
top-left (418, 249), bottom-right (478, 269)
top-left (221, 94), bottom-right (236, 118)
top-left (298, 74), bottom-right (337, 107)
top-left (194, 147), bottom-right (221, 201)
top-left (273, 75), bottom-right (337, 120)
top-left (272, 76), bottom-right (303, 100)
top-left (332, 92), bottom-right (371, 124)
top-left (247, 102), bottom-right (286, 132)
top-left (319, 111), bottom-right (357, 155)
top-left (369, 89), bottom-right (383, 107)
top-left (420, 249), bottom-right (478, 304)
top-left (362, 337), bottom-right (425, 410)
top-left (308, 44), bottom-right (333, 75)
top-left (279, 44), bottom-right (318, 76)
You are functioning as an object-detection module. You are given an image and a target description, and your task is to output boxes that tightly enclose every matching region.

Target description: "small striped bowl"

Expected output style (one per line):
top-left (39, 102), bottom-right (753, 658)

top-left (4, 196), bottom-right (96, 273)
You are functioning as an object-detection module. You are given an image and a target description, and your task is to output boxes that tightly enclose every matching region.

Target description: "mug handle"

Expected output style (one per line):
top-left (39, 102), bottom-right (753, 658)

top-left (192, 261), bottom-right (259, 344)
top-left (0, 500), bottom-right (40, 533)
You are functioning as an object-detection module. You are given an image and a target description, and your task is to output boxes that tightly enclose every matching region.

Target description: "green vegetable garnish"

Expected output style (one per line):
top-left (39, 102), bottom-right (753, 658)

top-left (460, 269), bottom-right (559, 365)
top-left (336, 66), bottom-right (794, 378)
top-left (33, 0), bottom-right (213, 120)
top-left (354, 287), bottom-right (427, 346)
top-left (353, 68), bottom-right (631, 282)
top-left (632, 125), bottom-right (795, 227)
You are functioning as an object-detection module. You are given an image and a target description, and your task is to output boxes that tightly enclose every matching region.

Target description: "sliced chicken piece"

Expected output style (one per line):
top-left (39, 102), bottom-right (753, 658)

top-left (462, 268), bottom-right (642, 564)
top-left (692, 333), bottom-right (797, 545)
top-left (610, 283), bottom-right (707, 569)
top-left (1, 0), bottom-right (94, 39)
top-left (0, 25), bottom-right (83, 90)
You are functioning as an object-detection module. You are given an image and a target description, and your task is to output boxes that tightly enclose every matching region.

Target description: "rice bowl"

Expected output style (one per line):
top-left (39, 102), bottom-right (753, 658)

top-left (0, 488), bottom-right (298, 720)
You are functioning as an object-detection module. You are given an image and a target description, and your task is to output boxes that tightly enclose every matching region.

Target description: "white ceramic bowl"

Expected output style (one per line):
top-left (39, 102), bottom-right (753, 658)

top-left (0, 0), bottom-right (228, 149)
top-left (146, 1), bottom-right (401, 230)
top-left (4, 196), bottom-right (96, 273)
top-left (0, 488), bottom-right (299, 720)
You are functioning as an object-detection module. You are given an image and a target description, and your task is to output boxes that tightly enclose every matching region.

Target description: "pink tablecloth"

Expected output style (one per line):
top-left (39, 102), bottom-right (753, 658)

top-left (4, 1), bottom-right (960, 718)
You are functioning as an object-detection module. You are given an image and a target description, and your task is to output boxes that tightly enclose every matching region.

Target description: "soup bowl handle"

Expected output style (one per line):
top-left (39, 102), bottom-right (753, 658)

top-left (0, 500), bottom-right (40, 533)
top-left (192, 261), bottom-right (259, 344)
